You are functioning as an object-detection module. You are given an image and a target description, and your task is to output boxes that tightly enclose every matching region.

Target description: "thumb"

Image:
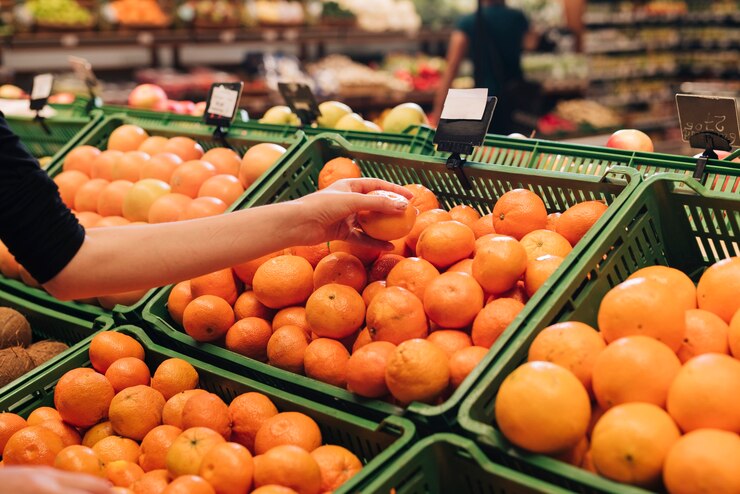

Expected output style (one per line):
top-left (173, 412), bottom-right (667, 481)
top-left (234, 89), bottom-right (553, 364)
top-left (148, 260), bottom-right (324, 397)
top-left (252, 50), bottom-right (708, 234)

top-left (350, 193), bottom-right (409, 215)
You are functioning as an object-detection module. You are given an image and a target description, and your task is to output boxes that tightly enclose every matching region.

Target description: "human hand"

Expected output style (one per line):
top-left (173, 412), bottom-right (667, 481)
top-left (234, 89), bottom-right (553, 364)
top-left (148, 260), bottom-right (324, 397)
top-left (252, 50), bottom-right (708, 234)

top-left (293, 178), bottom-right (413, 248)
top-left (0, 466), bottom-right (112, 494)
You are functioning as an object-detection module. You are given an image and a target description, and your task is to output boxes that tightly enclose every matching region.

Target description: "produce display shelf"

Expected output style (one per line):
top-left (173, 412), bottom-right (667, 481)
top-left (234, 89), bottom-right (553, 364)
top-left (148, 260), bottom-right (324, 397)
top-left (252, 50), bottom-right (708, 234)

top-left (141, 133), bottom-right (641, 428)
top-left (458, 173), bottom-right (740, 493)
top-left (0, 325), bottom-right (416, 494)
top-left (357, 433), bottom-right (571, 494)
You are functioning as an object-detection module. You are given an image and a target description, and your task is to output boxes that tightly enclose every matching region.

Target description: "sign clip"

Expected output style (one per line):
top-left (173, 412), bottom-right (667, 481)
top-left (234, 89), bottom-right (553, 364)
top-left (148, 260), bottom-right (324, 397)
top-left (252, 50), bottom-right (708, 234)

top-left (278, 82), bottom-right (320, 127)
top-left (204, 82), bottom-right (245, 150)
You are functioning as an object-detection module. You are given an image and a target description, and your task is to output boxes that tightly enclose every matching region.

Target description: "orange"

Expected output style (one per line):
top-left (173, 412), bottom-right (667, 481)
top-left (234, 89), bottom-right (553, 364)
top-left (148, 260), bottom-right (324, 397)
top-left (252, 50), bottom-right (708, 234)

top-left (54, 367), bottom-right (115, 428)
top-left (471, 298), bottom-right (524, 348)
top-left (139, 425), bottom-right (182, 472)
top-left (474, 233), bottom-right (506, 254)
top-left (234, 291), bottom-right (274, 321)
top-left (556, 200), bottom-right (608, 246)
top-left (328, 240), bottom-right (382, 266)
top-left (167, 281), bottom-right (193, 326)
top-left (26, 407), bottom-right (61, 426)
top-left (667, 353), bottom-right (740, 433)
top-left (368, 255), bottom-right (405, 283)
top-left (402, 184), bottom-right (439, 213)
top-left (202, 147), bottom-right (241, 176)
top-left (105, 357), bottom-right (152, 393)
top-left (446, 258), bottom-right (474, 276)
top-left (38, 419), bottom-right (81, 446)
top-left (74, 178), bottom-right (110, 213)
top-left (94, 216), bottom-right (131, 228)
top-left (229, 392), bottom-right (279, 453)
top-left (590, 402), bottom-right (680, 487)
top-left (151, 358), bottom-right (199, 401)
top-left (495, 361), bottom-right (590, 454)
top-left (253, 255), bottom-right (314, 309)
top-left (519, 229), bottom-right (572, 262)
top-left (597, 277), bottom-right (686, 352)
top-left (82, 421), bottom-right (115, 448)
top-left (233, 251), bottom-right (281, 286)
top-left (63, 145), bottom-right (101, 176)
top-left (198, 174), bottom-right (245, 205)
top-left (91, 150), bottom-right (124, 181)
top-left (357, 191), bottom-right (417, 241)
top-left (3, 425), bottom-right (64, 466)
top-left (471, 213), bottom-right (495, 239)
top-left (163, 137), bottom-right (204, 162)
top-left (267, 325), bottom-right (309, 374)
top-left (730, 309), bottom-right (740, 358)
top-left (387, 237), bottom-right (411, 257)
top-left (449, 346), bottom-right (488, 390)
top-left (366, 286), bottom-right (428, 344)
top-left (112, 151), bottom-right (150, 182)
top-left (92, 436), bottom-right (141, 465)
top-left (449, 204), bottom-right (481, 228)
top-left (109, 385), bottom-right (166, 441)
top-left (592, 336), bottom-right (681, 410)
top-left (310, 445), bottom-right (362, 492)
top-left (386, 257), bottom-right (440, 300)
top-left (54, 170), bottom-right (89, 208)
top-left (405, 209), bottom-right (452, 253)
top-left (545, 212), bottom-right (561, 231)
top-left (305, 283), bottom-right (365, 339)
top-left (251, 486), bottom-right (298, 494)
top-left (426, 330), bottom-right (472, 358)
top-left (74, 210), bottom-right (102, 229)
top-left (550, 436), bottom-right (589, 467)
top-left (138, 136), bottom-right (169, 156)
top-left (677, 309), bottom-right (729, 363)
top-left (423, 272), bottom-right (483, 329)
top-left (162, 390), bottom-right (208, 429)
top-left (492, 189), bottom-right (547, 240)
top-left (140, 153), bottom-right (183, 183)
top-left (181, 196), bottom-right (228, 219)
top-left (627, 265), bottom-right (697, 312)
top-left (303, 338), bottom-right (350, 388)
top-left (663, 429), bottom-right (740, 494)
top-left (239, 143), bottom-right (287, 188)
top-left (697, 257), bottom-right (740, 323)
top-left (97, 289), bottom-right (149, 311)
top-left (162, 475), bottom-right (215, 494)
top-left (148, 193), bottom-right (192, 223)
top-left (362, 280), bottom-right (387, 307)
top-left (108, 125), bottom-right (149, 152)
top-left (272, 306), bottom-right (310, 333)
top-left (131, 469), bottom-right (169, 494)
top-left (225, 317), bottom-right (272, 362)
top-left (107, 460), bottom-right (145, 487)
top-left (98, 179), bottom-right (135, 217)
top-left (169, 160), bottom-right (217, 198)
top-left (317, 157), bottom-right (361, 190)
top-left (182, 295), bottom-right (235, 342)
top-left (190, 269), bottom-right (239, 306)
top-left (472, 236), bottom-right (527, 294)
top-left (252, 444), bottom-right (321, 494)
top-left (122, 178), bottom-right (173, 222)
top-left (527, 321), bottom-right (606, 394)
top-left (385, 339), bottom-right (449, 404)
top-left (54, 444), bottom-right (105, 476)
top-left (313, 252), bottom-right (367, 292)
top-left (0, 413), bottom-right (26, 452)
top-left (199, 442), bottom-right (254, 494)
top-left (416, 221), bottom-right (475, 269)
top-left (524, 255), bottom-right (564, 297)
top-left (181, 392), bottom-right (231, 440)
top-left (254, 411), bottom-right (322, 454)
top-left (290, 244), bottom-right (331, 268)
top-left (166, 427), bottom-right (226, 478)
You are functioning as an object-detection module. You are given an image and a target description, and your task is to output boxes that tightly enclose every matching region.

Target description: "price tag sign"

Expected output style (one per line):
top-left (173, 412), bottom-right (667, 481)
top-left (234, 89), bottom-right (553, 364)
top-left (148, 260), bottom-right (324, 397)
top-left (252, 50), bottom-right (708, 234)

top-left (278, 82), bottom-right (320, 125)
top-left (68, 56), bottom-right (98, 89)
top-left (676, 94), bottom-right (739, 150)
top-left (440, 88), bottom-right (488, 121)
top-left (30, 73), bottom-right (53, 111)
top-left (434, 89), bottom-right (497, 156)
top-left (204, 82), bottom-right (244, 127)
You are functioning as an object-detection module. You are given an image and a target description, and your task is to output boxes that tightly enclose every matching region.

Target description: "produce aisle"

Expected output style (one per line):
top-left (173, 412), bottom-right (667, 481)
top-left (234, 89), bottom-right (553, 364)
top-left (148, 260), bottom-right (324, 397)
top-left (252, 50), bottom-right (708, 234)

top-left (0, 1), bottom-right (739, 493)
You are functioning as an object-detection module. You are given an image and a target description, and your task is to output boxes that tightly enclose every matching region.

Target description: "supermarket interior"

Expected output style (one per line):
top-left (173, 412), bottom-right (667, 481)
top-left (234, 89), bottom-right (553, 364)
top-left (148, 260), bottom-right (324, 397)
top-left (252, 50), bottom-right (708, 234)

top-left (0, 1), bottom-right (739, 494)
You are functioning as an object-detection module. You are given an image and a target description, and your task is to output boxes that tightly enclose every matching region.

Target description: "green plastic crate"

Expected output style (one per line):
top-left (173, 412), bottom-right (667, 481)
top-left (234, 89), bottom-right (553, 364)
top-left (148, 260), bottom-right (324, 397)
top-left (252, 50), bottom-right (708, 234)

top-left (141, 133), bottom-right (641, 428)
top-left (357, 433), bottom-right (571, 494)
top-left (458, 173), bottom-right (740, 494)
top-left (0, 325), bottom-right (415, 494)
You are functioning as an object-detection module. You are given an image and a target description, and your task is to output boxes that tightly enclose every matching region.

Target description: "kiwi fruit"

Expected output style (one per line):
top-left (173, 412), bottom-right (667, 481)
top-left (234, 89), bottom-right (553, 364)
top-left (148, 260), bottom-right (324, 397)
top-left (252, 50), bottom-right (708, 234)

top-left (27, 340), bottom-right (69, 367)
top-left (0, 347), bottom-right (34, 387)
top-left (0, 307), bottom-right (32, 349)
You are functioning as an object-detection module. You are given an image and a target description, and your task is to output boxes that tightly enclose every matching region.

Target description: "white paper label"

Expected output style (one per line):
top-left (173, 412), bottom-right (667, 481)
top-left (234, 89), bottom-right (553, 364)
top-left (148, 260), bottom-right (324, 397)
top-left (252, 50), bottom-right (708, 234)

top-left (31, 73), bottom-right (53, 101)
top-left (207, 85), bottom-right (239, 119)
top-left (441, 88), bottom-right (488, 121)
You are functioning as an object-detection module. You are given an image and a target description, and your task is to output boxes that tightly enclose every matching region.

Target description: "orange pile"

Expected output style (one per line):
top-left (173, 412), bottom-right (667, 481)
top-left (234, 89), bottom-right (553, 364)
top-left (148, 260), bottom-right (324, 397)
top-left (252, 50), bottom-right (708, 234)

top-left (495, 258), bottom-right (740, 493)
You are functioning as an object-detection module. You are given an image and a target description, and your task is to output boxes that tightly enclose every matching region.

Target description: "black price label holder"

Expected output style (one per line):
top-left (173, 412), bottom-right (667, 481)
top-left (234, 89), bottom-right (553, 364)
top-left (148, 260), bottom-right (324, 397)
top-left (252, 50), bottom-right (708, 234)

top-left (68, 56), bottom-right (102, 115)
top-left (676, 93), bottom-right (739, 185)
top-left (203, 82), bottom-right (245, 149)
top-left (30, 73), bottom-right (54, 135)
top-left (278, 82), bottom-right (320, 126)
top-left (433, 89), bottom-right (497, 189)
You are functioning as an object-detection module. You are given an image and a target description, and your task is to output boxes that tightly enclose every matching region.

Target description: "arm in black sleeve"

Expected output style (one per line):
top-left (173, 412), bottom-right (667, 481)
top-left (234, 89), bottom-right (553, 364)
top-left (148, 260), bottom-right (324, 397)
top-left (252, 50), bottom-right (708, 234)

top-left (0, 116), bottom-right (86, 284)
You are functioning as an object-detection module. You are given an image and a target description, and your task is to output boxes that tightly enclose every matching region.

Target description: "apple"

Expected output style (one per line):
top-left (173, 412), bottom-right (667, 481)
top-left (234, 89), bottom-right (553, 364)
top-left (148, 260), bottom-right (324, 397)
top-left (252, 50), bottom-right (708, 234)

top-left (364, 120), bottom-right (382, 133)
top-left (191, 101), bottom-right (207, 116)
top-left (605, 129), bottom-right (654, 152)
top-left (49, 92), bottom-right (76, 105)
top-left (0, 84), bottom-right (27, 99)
top-left (317, 101), bottom-right (352, 128)
top-left (178, 101), bottom-right (196, 115)
top-left (259, 105), bottom-right (301, 126)
top-left (335, 113), bottom-right (368, 132)
top-left (128, 84), bottom-right (168, 110)
top-left (381, 102), bottom-right (429, 134)
top-left (508, 133), bottom-right (527, 139)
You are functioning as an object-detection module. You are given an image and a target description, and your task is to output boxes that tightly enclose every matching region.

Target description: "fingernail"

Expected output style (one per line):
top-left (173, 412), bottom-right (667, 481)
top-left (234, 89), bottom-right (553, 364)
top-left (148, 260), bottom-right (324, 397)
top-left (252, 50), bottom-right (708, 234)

top-left (394, 199), bottom-right (409, 210)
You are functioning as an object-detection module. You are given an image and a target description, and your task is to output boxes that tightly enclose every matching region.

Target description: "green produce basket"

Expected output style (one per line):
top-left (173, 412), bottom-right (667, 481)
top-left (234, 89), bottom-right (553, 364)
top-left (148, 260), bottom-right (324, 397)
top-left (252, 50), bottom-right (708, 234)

top-left (141, 133), bottom-right (641, 428)
top-left (458, 173), bottom-right (740, 493)
top-left (357, 433), bottom-right (571, 494)
top-left (0, 325), bottom-right (416, 494)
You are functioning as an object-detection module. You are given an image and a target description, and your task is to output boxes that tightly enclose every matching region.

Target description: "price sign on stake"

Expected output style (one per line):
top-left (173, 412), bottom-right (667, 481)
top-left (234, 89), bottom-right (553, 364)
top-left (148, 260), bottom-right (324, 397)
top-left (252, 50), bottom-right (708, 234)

top-left (278, 82), bottom-right (320, 126)
top-left (204, 82), bottom-right (244, 129)
top-left (30, 73), bottom-right (53, 111)
top-left (676, 94), bottom-right (739, 149)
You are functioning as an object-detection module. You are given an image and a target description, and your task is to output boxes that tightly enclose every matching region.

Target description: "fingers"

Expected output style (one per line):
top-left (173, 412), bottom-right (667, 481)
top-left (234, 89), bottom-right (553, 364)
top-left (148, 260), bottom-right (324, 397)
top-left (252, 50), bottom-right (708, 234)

top-left (332, 178), bottom-right (414, 199)
top-left (53, 470), bottom-right (112, 494)
top-left (349, 192), bottom-right (409, 215)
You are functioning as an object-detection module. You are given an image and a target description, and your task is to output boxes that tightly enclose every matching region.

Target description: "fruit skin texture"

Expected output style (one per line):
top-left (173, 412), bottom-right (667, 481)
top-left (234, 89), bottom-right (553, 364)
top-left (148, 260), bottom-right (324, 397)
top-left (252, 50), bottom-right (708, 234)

top-left (198, 441), bottom-right (254, 494)
top-left (491, 189), bottom-right (547, 240)
top-left (697, 257), bottom-right (740, 323)
top-left (317, 157), bottom-right (361, 190)
top-left (472, 236), bottom-right (528, 295)
top-left (666, 353), bottom-right (740, 433)
top-left (415, 221), bottom-right (476, 269)
top-left (182, 295), bottom-right (235, 343)
top-left (253, 411), bottom-right (322, 455)
top-left (253, 444), bottom-right (321, 494)
top-left (357, 191), bottom-right (416, 241)
top-left (423, 272), bottom-right (484, 329)
top-left (471, 298), bottom-right (525, 349)
top-left (385, 339), bottom-right (450, 404)
top-left (677, 309), bottom-right (729, 363)
top-left (663, 429), bottom-right (740, 494)
top-left (597, 277), bottom-right (686, 352)
top-left (109, 385), bottom-right (166, 441)
top-left (305, 284), bottom-right (365, 339)
top-left (555, 200), bottom-right (608, 246)
top-left (90, 332), bottom-right (145, 374)
top-left (166, 427), bottom-right (226, 478)
top-left (239, 143), bottom-right (287, 189)
top-left (346, 341), bottom-right (396, 398)
top-left (310, 444), bottom-right (362, 492)
top-left (495, 361), bottom-right (590, 454)
top-left (3, 425), bottom-right (65, 466)
top-left (366, 286), bottom-right (428, 345)
top-left (54, 368), bottom-right (116, 428)
top-left (590, 403), bottom-right (680, 487)
top-left (252, 255), bottom-right (314, 309)
top-left (627, 265), bottom-right (696, 312)
top-left (605, 129), bottom-right (654, 152)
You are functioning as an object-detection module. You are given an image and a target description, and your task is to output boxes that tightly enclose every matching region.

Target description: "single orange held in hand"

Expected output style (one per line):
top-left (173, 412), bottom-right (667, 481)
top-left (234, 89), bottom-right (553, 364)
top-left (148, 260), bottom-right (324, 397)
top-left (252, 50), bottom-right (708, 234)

top-left (357, 191), bottom-right (417, 241)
